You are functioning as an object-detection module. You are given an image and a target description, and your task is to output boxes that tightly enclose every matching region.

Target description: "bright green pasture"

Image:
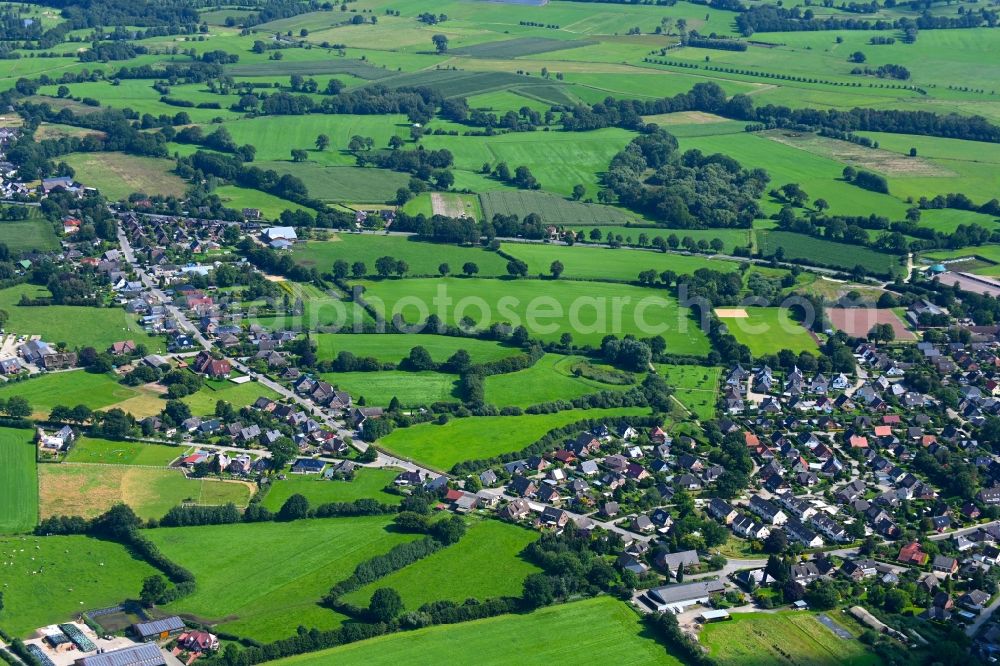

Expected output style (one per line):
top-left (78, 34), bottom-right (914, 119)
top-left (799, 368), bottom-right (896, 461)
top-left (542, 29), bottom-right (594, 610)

top-left (0, 427), bottom-right (37, 533)
top-left (212, 185), bottom-right (310, 220)
top-left (293, 235), bottom-right (508, 276)
top-left (267, 595), bottom-right (679, 666)
top-left (182, 378), bottom-right (280, 417)
top-left (0, 534), bottom-right (158, 637)
top-left (342, 519), bottom-right (541, 609)
top-left (62, 152), bottom-right (187, 201)
top-left (321, 370), bottom-right (460, 407)
top-left (314, 333), bottom-right (521, 364)
top-left (484, 353), bottom-right (632, 408)
top-left (0, 217), bottom-right (59, 253)
top-left (756, 231), bottom-right (903, 277)
top-left (502, 242), bottom-right (741, 281)
top-left (257, 161), bottom-right (409, 203)
top-left (148, 516), bottom-right (417, 641)
top-left (355, 277), bottom-right (711, 352)
top-left (717, 307), bottom-right (818, 357)
top-left (0, 370), bottom-right (145, 419)
top-left (378, 406), bottom-right (649, 470)
top-left (247, 280), bottom-right (372, 331)
top-left (64, 437), bottom-right (184, 466)
top-left (0, 283), bottom-right (164, 352)
top-left (261, 467), bottom-right (402, 511)
top-left (657, 364), bottom-right (722, 421)
top-left (37, 79), bottom-right (240, 122)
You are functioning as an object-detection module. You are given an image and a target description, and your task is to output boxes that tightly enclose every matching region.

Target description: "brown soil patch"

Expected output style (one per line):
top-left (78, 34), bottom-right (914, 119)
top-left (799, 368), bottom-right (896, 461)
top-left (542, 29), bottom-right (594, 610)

top-left (764, 130), bottom-right (955, 178)
top-left (643, 111), bottom-right (730, 125)
top-left (714, 308), bottom-right (749, 318)
top-left (827, 307), bottom-right (916, 341)
top-left (39, 465), bottom-right (126, 519)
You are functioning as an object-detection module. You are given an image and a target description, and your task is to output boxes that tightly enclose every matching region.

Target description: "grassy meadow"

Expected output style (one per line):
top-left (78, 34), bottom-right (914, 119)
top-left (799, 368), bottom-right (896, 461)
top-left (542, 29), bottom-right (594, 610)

top-left (321, 369), bottom-right (460, 407)
top-left (484, 353), bottom-right (633, 408)
top-left (717, 308), bottom-right (818, 357)
top-left (0, 427), bottom-right (37, 533)
top-left (314, 333), bottom-right (521, 365)
top-left (63, 437), bottom-right (184, 466)
top-left (261, 467), bottom-right (402, 511)
top-left (293, 235), bottom-right (508, 276)
top-left (0, 371), bottom-right (153, 419)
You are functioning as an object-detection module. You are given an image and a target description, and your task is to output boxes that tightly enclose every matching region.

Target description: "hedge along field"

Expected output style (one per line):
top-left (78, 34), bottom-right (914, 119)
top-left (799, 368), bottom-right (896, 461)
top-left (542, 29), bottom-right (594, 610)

top-left (148, 517), bottom-right (419, 642)
top-left (502, 242), bottom-right (742, 281)
top-left (267, 596), bottom-right (680, 666)
top-left (757, 231), bottom-right (903, 277)
top-left (255, 162), bottom-right (409, 203)
top-left (321, 370), bottom-right (460, 407)
top-left (484, 353), bottom-right (633, 408)
top-left (572, 227), bottom-right (753, 255)
top-left (0, 283), bottom-right (164, 352)
top-left (377, 406), bottom-right (650, 471)
top-left (292, 235), bottom-right (509, 277)
top-left (480, 190), bottom-right (638, 226)
top-left (314, 333), bottom-right (522, 365)
top-left (261, 467), bottom-right (402, 511)
top-left (0, 534), bottom-right (159, 637)
top-left (0, 427), bottom-right (37, 533)
top-left (342, 519), bottom-right (542, 610)
top-left (717, 307), bottom-right (819, 357)
top-left (355, 278), bottom-right (712, 352)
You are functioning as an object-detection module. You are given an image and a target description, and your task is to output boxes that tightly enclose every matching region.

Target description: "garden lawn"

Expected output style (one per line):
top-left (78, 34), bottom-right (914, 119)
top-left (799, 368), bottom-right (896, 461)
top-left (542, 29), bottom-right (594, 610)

top-left (0, 283), bottom-right (164, 352)
top-left (378, 406), bottom-right (650, 471)
top-left (182, 378), bottom-right (280, 416)
top-left (314, 333), bottom-right (521, 365)
top-left (147, 516), bottom-right (418, 642)
top-left (701, 611), bottom-right (879, 666)
top-left (657, 364), bottom-right (722, 421)
top-left (717, 308), bottom-right (818, 357)
top-left (0, 427), bottom-right (37, 533)
top-left (355, 278), bottom-right (711, 352)
top-left (0, 534), bottom-right (159, 638)
top-left (267, 596), bottom-right (679, 666)
top-left (38, 465), bottom-right (253, 521)
top-left (63, 437), bottom-right (184, 466)
top-left (0, 370), bottom-right (145, 419)
top-left (293, 235), bottom-right (507, 277)
top-left (342, 520), bottom-right (541, 610)
top-left (484, 353), bottom-right (632, 408)
top-left (261, 467), bottom-right (402, 511)
top-left (320, 370), bottom-right (459, 407)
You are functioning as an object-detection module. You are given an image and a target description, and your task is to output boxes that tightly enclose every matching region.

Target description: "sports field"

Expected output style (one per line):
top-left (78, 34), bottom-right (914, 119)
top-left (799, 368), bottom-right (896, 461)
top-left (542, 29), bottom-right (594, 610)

top-left (0, 427), bottom-right (37, 533)
top-left (484, 353), bottom-right (632, 408)
top-left (342, 519), bottom-right (541, 609)
top-left (63, 437), bottom-right (184, 466)
top-left (356, 278), bottom-right (711, 352)
top-left (378, 406), bottom-right (650, 471)
top-left (261, 467), bottom-right (402, 511)
top-left (293, 235), bottom-right (508, 277)
top-left (700, 611), bottom-right (879, 666)
top-left (0, 370), bottom-right (149, 419)
top-left (38, 465), bottom-right (253, 521)
top-left (267, 596), bottom-right (680, 666)
top-left (321, 370), bottom-right (460, 407)
top-left (716, 308), bottom-right (818, 357)
top-left (314, 333), bottom-right (521, 365)
top-left (148, 516), bottom-right (418, 642)
top-left (0, 534), bottom-right (159, 637)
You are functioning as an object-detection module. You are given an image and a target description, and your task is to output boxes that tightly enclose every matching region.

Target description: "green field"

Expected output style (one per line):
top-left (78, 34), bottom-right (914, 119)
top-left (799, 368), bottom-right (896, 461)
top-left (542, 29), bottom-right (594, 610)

top-left (182, 378), bottom-right (280, 417)
top-left (0, 370), bottom-right (148, 419)
top-left (480, 190), bottom-right (638, 226)
top-left (701, 612), bottom-right (879, 666)
top-left (62, 152), bottom-right (188, 201)
top-left (343, 519), bottom-right (541, 609)
top-left (757, 231), bottom-right (903, 277)
top-left (355, 277), bottom-right (711, 352)
top-left (314, 333), bottom-right (521, 365)
top-left (257, 162), bottom-right (410, 203)
top-left (717, 308), bottom-right (818, 357)
top-left (148, 516), bottom-right (418, 641)
top-left (0, 534), bottom-right (159, 637)
top-left (0, 283), bottom-right (164, 352)
top-left (658, 364), bottom-right (722, 421)
top-left (321, 370), bottom-right (460, 407)
top-left (0, 427), bottom-right (37, 533)
top-left (484, 353), bottom-right (632, 408)
top-left (378, 406), bottom-right (649, 470)
top-left (0, 217), bottom-right (59, 253)
top-left (212, 185), bottom-right (311, 220)
top-left (38, 465), bottom-right (253, 521)
top-left (262, 467), bottom-right (402, 511)
top-left (63, 437), bottom-right (184, 466)
top-left (268, 596), bottom-right (679, 666)
top-left (293, 235), bottom-right (508, 277)
top-left (502, 242), bottom-right (741, 281)
top-left (249, 280), bottom-right (373, 331)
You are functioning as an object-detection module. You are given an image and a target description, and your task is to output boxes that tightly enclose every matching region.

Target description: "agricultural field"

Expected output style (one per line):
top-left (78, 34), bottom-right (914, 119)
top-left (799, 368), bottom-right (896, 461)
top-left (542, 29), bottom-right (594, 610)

top-left (257, 162), bottom-right (410, 203)
top-left (700, 611), bottom-right (879, 666)
top-left (0, 217), bottom-right (59, 253)
top-left (292, 235), bottom-right (508, 277)
top-left (148, 516), bottom-right (418, 641)
top-left (314, 333), bottom-right (521, 365)
top-left (756, 231), bottom-right (903, 278)
top-left (0, 427), bottom-right (37, 533)
top-left (261, 467), bottom-right (402, 511)
top-left (355, 277), bottom-right (712, 352)
top-left (827, 308), bottom-right (916, 342)
top-left (378, 406), bottom-right (650, 471)
top-left (211, 185), bottom-right (311, 220)
top-left (0, 534), bottom-right (159, 637)
top-left (63, 437), bottom-right (185, 466)
top-left (38, 465), bottom-right (253, 521)
top-left (657, 364), bottom-right (722, 421)
top-left (715, 308), bottom-right (818, 357)
top-left (321, 369), bottom-right (460, 407)
top-left (62, 152), bottom-right (188, 201)
top-left (268, 596), bottom-right (679, 666)
top-left (0, 371), bottom-right (153, 419)
top-left (342, 519), bottom-right (541, 609)
top-left (484, 353), bottom-right (633, 408)
top-left (247, 280), bottom-right (372, 331)
top-left (182, 378), bottom-right (280, 417)
top-left (0, 283), bottom-right (164, 352)
top-left (480, 190), bottom-right (638, 226)
top-left (502, 242), bottom-right (741, 282)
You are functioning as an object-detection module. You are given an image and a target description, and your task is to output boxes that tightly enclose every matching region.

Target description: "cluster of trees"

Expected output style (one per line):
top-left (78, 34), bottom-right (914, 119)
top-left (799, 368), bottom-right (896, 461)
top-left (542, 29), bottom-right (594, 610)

top-left (850, 63), bottom-right (911, 80)
top-left (490, 162), bottom-right (539, 190)
top-left (842, 166), bottom-right (890, 194)
top-left (357, 147), bottom-right (453, 179)
top-left (683, 34), bottom-right (748, 51)
top-left (241, 85), bottom-right (437, 124)
top-left (736, 5), bottom-right (996, 35)
top-left (522, 529), bottom-right (639, 605)
top-left (441, 97), bottom-right (546, 132)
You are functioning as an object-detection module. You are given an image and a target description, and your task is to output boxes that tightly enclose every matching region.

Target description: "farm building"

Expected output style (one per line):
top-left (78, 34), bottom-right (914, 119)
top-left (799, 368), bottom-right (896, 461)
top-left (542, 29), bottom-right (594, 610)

top-left (75, 642), bottom-right (166, 666)
top-left (132, 616), bottom-right (185, 642)
top-left (642, 580), bottom-right (725, 613)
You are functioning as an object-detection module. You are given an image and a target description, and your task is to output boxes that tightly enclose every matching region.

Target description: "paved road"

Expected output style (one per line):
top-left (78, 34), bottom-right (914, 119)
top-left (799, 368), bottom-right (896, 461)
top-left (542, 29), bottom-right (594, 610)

top-left (928, 520), bottom-right (1000, 542)
top-left (967, 595), bottom-right (1000, 637)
